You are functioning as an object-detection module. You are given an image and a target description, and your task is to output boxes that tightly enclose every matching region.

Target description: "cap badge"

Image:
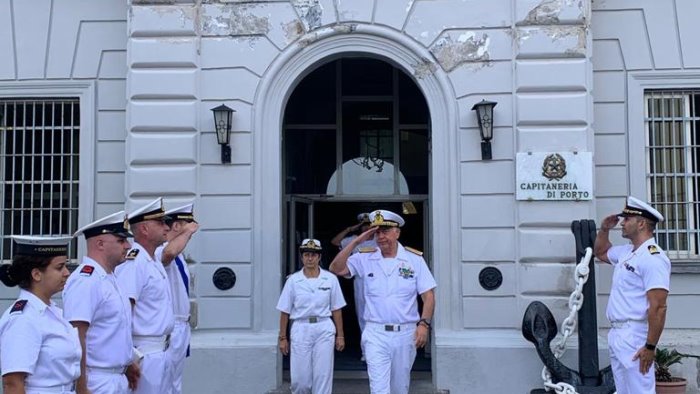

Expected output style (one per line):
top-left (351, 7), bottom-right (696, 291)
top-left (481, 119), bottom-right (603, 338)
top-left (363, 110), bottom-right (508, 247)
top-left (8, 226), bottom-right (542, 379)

top-left (372, 212), bottom-right (385, 226)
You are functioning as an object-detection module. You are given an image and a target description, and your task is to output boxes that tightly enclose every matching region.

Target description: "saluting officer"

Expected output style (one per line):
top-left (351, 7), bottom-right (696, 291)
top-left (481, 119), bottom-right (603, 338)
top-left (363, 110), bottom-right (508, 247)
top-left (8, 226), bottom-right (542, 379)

top-left (63, 211), bottom-right (141, 394)
top-left (0, 236), bottom-right (81, 394)
top-left (330, 210), bottom-right (436, 394)
top-left (594, 196), bottom-right (671, 394)
top-left (116, 198), bottom-right (174, 394)
top-left (277, 239), bottom-right (346, 394)
top-left (330, 212), bottom-right (376, 342)
top-left (155, 202), bottom-right (199, 394)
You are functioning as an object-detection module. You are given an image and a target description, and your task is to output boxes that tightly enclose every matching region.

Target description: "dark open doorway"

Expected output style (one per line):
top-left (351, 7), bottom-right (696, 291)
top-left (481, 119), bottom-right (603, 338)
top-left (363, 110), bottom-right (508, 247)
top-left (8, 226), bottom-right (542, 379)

top-left (282, 56), bottom-right (431, 373)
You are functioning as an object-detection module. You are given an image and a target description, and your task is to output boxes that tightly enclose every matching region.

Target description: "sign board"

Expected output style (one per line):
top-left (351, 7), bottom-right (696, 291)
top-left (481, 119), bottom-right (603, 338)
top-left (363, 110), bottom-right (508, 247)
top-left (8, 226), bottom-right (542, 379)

top-left (516, 152), bottom-right (593, 201)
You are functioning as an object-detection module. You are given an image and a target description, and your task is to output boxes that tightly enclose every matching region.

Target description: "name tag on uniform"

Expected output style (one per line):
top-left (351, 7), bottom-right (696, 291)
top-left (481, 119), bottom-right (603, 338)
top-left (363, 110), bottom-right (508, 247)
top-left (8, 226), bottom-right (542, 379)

top-left (318, 286), bottom-right (330, 291)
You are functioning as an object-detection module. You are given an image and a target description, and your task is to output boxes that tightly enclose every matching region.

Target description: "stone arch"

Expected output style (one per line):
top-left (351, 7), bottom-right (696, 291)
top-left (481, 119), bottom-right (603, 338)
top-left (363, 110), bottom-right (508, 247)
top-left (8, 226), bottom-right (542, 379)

top-left (252, 24), bottom-right (461, 370)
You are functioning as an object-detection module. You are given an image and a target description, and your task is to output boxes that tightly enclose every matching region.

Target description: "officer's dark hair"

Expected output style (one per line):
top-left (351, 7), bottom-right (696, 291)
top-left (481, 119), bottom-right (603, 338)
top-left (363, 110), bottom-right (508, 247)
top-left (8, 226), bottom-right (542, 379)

top-left (0, 255), bottom-right (54, 289)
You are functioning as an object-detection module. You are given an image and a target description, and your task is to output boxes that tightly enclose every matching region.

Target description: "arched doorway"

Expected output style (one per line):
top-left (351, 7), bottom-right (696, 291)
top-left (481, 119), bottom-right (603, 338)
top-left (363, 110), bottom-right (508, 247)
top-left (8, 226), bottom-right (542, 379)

top-left (282, 56), bottom-right (431, 373)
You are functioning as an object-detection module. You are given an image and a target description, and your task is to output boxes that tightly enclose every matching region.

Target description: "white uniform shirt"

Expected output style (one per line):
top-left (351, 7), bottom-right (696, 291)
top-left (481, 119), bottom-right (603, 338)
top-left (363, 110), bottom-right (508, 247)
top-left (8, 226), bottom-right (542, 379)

top-left (62, 257), bottom-right (134, 368)
top-left (347, 243), bottom-right (436, 324)
top-left (276, 269), bottom-right (346, 320)
top-left (116, 241), bottom-right (174, 336)
top-left (0, 289), bottom-right (81, 386)
top-left (155, 244), bottom-right (190, 319)
top-left (606, 237), bottom-right (671, 322)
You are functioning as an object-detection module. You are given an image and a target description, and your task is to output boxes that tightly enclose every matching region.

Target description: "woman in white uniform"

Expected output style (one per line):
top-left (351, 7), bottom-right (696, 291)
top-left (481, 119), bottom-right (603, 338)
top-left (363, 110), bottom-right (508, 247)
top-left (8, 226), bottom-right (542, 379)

top-left (0, 236), bottom-right (81, 394)
top-left (277, 239), bottom-right (347, 394)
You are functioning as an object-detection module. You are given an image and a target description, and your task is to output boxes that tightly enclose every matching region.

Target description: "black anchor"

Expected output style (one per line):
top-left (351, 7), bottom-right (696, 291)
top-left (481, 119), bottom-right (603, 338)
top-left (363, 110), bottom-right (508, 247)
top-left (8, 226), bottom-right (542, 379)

top-left (522, 220), bottom-right (616, 394)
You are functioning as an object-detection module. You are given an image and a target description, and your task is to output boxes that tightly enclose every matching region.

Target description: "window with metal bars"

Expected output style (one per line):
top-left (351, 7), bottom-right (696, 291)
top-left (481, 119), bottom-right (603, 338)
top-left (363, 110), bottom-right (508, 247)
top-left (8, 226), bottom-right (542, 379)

top-left (0, 98), bottom-right (79, 262)
top-left (645, 90), bottom-right (700, 260)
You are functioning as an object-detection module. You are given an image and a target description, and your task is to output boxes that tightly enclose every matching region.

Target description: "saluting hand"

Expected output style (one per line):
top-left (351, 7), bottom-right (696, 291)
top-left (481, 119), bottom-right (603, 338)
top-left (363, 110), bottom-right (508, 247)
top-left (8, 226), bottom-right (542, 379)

top-left (356, 227), bottom-right (378, 244)
top-left (601, 214), bottom-right (620, 231)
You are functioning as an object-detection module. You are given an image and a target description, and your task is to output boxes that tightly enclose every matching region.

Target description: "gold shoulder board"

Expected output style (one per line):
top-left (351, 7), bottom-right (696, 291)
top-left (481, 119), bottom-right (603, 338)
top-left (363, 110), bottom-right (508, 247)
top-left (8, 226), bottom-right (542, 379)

top-left (358, 247), bottom-right (376, 253)
top-left (405, 246), bottom-right (423, 256)
top-left (648, 245), bottom-right (660, 255)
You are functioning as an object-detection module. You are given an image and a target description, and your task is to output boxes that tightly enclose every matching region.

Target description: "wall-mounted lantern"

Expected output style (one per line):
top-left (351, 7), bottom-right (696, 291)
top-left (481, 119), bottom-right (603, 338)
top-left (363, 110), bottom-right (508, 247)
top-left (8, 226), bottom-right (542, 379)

top-left (471, 99), bottom-right (497, 160)
top-left (211, 104), bottom-right (235, 164)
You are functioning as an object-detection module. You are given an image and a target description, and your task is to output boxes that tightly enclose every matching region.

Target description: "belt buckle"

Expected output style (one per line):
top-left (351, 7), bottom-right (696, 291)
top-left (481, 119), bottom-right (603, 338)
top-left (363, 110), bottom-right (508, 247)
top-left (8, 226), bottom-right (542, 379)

top-left (384, 324), bottom-right (399, 332)
top-left (309, 317), bottom-right (318, 323)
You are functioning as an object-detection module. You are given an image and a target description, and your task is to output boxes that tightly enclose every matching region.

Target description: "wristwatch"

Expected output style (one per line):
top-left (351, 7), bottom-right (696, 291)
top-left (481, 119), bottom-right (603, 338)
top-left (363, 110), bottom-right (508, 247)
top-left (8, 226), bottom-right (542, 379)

top-left (417, 318), bottom-right (431, 329)
top-left (645, 342), bottom-right (656, 351)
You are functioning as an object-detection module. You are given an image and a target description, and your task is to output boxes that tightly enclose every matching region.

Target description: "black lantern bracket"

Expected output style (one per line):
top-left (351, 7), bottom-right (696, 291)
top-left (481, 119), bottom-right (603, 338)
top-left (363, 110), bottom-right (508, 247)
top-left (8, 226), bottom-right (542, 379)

top-left (211, 104), bottom-right (236, 164)
top-left (471, 99), bottom-right (497, 160)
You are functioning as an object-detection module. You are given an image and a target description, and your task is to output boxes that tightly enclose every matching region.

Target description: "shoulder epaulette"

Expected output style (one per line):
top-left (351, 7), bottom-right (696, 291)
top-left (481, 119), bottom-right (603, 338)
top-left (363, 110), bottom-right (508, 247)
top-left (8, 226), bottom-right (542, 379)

top-left (358, 247), bottom-right (376, 253)
top-left (10, 300), bottom-right (28, 314)
top-left (405, 246), bottom-right (423, 256)
top-left (80, 265), bottom-right (95, 276)
top-left (648, 245), bottom-right (660, 255)
top-left (126, 249), bottom-right (139, 260)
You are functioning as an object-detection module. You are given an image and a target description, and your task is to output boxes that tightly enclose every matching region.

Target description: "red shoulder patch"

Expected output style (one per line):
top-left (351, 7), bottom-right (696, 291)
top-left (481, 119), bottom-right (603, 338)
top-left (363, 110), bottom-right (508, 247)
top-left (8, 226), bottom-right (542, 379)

top-left (80, 265), bottom-right (95, 276)
top-left (10, 300), bottom-right (27, 314)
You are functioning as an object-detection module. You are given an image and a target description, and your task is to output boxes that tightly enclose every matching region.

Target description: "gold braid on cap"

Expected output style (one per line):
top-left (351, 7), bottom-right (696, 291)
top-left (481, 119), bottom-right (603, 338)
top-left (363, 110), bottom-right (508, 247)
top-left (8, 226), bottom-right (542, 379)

top-left (301, 239), bottom-right (321, 250)
top-left (371, 212), bottom-right (398, 227)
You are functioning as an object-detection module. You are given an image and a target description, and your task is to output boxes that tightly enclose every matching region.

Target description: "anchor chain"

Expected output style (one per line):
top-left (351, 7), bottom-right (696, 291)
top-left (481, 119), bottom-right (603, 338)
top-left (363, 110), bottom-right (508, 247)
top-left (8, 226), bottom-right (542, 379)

top-left (540, 247), bottom-right (616, 394)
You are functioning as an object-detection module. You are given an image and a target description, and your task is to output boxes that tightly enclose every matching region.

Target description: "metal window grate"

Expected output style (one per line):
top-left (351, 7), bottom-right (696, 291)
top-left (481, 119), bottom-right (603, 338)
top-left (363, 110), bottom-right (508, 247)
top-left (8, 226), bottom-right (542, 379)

top-left (645, 90), bottom-right (700, 259)
top-left (0, 98), bottom-right (80, 262)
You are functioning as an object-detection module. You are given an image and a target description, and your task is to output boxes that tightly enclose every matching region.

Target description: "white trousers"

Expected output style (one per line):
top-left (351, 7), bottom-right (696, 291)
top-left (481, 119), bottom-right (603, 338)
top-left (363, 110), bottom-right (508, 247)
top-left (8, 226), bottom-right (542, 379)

top-left (87, 368), bottom-right (129, 394)
top-left (361, 322), bottom-right (417, 394)
top-left (290, 318), bottom-right (336, 394)
top-left (608, 321), bottom-right (655, 394)
top-left (133, 342), bottom-right (172, 394)
top-left (167, 320), bottom-right (191, 394)
top-left (354, 278), bottom-right (366, 333)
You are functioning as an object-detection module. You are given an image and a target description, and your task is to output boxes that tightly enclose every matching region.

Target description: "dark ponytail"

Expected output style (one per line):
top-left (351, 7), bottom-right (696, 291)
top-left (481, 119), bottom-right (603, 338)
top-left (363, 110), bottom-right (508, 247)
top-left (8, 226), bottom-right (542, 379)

top-left (0, 264), bottom-right (19, 287)
top-left (0, 255), bottom-right (52, 289)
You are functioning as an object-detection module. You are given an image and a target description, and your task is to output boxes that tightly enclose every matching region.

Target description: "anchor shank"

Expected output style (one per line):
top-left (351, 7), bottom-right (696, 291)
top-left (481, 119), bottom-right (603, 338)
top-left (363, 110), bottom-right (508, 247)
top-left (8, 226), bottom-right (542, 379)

top-left (574, 219), bottom-right (601, 385)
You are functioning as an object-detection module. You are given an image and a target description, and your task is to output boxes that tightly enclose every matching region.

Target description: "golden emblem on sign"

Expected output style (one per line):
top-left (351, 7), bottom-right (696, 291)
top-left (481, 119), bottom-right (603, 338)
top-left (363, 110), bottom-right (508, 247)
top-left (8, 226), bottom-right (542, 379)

top-left (542, 153), bottom-right (567, 181)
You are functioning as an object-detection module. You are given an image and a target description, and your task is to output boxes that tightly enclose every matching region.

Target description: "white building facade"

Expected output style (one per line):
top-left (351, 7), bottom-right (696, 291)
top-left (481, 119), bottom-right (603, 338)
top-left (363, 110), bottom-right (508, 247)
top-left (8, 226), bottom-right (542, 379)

top-left (1, 0), bottom-right (699, 393)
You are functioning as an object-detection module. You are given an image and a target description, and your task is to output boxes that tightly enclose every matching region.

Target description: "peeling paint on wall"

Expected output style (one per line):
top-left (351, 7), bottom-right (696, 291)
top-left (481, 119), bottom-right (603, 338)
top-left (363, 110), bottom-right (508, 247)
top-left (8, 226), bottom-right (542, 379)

top-left (283, 19), bottom-right (305, 43)
top-left (523, 0), bottom-right (582, 25)
top-left (296, 23), bottom-right (356, 47)
top-left (292, 0), bottom-right (323, 31)
top-left (201, 4), bottom-right (270, 36)
top-left (431, 32), bottom-right (491, 72)
top-left (132, 0), bottom-right (178, 4)
top-left (544, 25), bottom-right (587, 56)
top-left (412, 58), bottom-right (437, 79)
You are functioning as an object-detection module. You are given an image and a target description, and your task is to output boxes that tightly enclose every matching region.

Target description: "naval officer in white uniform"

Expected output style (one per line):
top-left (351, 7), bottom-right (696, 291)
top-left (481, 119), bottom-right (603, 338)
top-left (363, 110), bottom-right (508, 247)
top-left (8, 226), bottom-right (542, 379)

top-left (594, 196), bottom-right (671, 394)
top-left (277, 239), bottom-right (346, 394)
top-left (63, 211), bottom-right (141, 394)
top-left (116, 198), bottom-right (174, 394)
top-left (0, 236), bottom-right (81, 394)
top-left (155, 202), bottom-right (199, 394)
top-left (330, 210), bottom-right (436, 394)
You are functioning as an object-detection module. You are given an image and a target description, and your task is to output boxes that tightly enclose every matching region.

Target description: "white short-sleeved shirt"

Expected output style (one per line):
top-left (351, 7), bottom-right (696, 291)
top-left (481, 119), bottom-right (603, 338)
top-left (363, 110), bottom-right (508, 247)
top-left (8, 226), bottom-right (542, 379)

top-left (606, 237), bottom-right (671, 322)
top-left (0, 290), bottom-right (81, 386)
top-left (115, 241), bottom-right (174, 336)
top-left (347, 243), bottom-right (436, 324)
top-left (62, 257), bottom-right (134, 368)
top-left (155, 244), bottom-right (190, 318)
top-left (339, 235), bottom-right (377, 255)
top-left (276, 269), bottom-right (346, 320)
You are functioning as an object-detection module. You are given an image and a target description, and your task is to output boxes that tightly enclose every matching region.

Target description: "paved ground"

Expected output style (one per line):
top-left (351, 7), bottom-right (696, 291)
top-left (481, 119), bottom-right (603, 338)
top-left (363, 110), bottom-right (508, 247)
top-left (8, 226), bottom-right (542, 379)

top-left (268, 372), bottom-right (448, 394)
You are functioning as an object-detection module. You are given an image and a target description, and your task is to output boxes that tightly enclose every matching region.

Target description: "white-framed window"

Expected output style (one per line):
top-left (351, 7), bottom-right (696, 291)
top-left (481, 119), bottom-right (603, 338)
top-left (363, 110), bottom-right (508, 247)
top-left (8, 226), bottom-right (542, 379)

top-left (0, 99), bottom-right (80, 261)
top-left (644, 90), bottom-right (700, 259)
top-left (0, 82), bottom-right (96, 264)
